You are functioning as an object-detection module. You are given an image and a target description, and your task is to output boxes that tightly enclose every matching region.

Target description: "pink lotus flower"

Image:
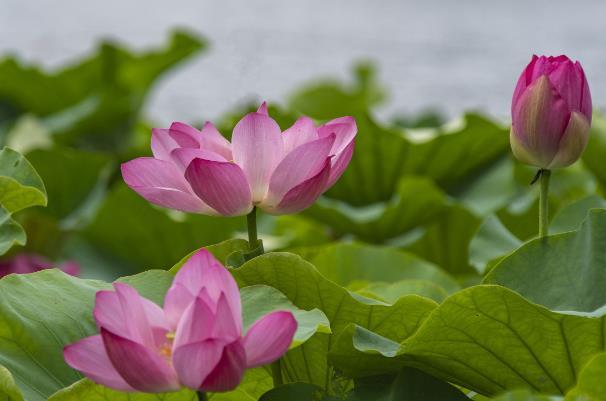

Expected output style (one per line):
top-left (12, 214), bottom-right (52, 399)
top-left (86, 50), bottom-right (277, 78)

top-left (121, 103), bottom-right (356, 216)
top-left (64, 249), bottom-right (297, 393)
top-left (0, 253), bottom-right (80, 278)
top-left (510, 55), bottom-right (592, 169)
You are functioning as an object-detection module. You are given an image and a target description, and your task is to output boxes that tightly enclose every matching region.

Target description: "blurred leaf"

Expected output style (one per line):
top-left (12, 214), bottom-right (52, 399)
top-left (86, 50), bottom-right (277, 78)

top-left (0, 30), bottom-right (205, 150)
top-left (83, 184), bottom-right (244, 275)
top-left (492, 390), bottom-right (562, 401)
top-left (26, 147), bottom-right (112, 225)
top-left (345, 368), bottom-right (470, 401)
top-left (0, 205), bottom-right (26, 255)
top-left (469, 214), bottom-right (522, 275)
top-left (392, 109), bottom-right (446, 129)
top-left (0, 147), bottom-right (46, 255)
top-left (322, 114), bottom-right (413, 206)
top-left (270, 215), bottom-right (332, 248)
top-left (0, 364), bottom-right (24, 401)
top-left (406, 114), bottom-right (509, 194)
top-left (406, 205), bottom-right (481, 276)
top-left (550, 195), bottom-right (606, 233)
top-left (304, 177), bottom-right (447, 242)
top-left (0, 147), bottom-right (46, 213)
top-left (485, 209), bottom-right (606, 313)
top-left (358, 280), bottom-right (448, 304)
top-left (582, 111), bottom-right (606, 190)
top-left (289, 61), bottom-right (386, 119)
top-left (294, 242), bottom-right (460, 294)
top-left (454, 157), bottom-right (517, 216)
top-left (564, 353), bottom-right (606, 401)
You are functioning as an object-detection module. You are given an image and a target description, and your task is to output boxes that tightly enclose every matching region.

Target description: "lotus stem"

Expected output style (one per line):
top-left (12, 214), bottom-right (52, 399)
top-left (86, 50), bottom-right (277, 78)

top-left (539, 169), bottom-right (551, 238)
top-left (246, 207), bottom-right (259, 250)
top-left (245, 207), bottom-right (282, 386)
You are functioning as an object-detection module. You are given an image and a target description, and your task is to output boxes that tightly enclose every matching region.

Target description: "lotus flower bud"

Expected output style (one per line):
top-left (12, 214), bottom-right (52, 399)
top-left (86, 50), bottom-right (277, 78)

top-left (510, 55), bottom-right (592, 169)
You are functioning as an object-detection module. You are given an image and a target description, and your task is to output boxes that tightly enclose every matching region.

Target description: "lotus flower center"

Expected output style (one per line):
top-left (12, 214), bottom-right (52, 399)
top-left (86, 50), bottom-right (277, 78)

top-left (159, 332), bottom-right (175, 358)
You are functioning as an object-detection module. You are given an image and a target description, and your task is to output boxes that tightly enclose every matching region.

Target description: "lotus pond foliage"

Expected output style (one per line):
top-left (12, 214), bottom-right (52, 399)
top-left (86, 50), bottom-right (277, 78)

top-left (0, 31), bottom-right (605, 401)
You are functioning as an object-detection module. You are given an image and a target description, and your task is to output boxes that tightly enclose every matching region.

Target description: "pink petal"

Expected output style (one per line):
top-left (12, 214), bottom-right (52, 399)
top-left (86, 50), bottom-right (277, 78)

top-left (112, 283), bottom-right (158, 347)
top-left (101, 328), bottom-right (179, 392)
top-left (93, 283), bottom-right (170, 343)
top-left (172, 339), bottom-right (225, 390)
top-left (257, 101), bottom-right (269, 116)
top-left (512, 55), bottom-right (538, 111)
top-left (170, 148), bottom-right (227, 172)
top-left (169, 122), bottom-right (201, 148)
top-left (318, 116), bottom-right (358, 156)
top-left (576, 62), bottom-right (592, 122)
top-left (165, 249), bottom-right (242, 331)
top-left (200, 340), bottom-right (246, 392)
top-left (325, 140), bottom-right (355, 189)
top-left (282, 116), bottom-right (319, 154)
top-left (264, 134), bottom-right (335, 207)
top-left (318, 116), bottom-right (357, 157)
top-left (199, 122), bottom-right (233, 160)
top-left (243, 311), bottom-right (297, 368)
top-left (94, 284), bottom-right (169, 348)
top-left (231, 112), bottom-right (284, 202)
top-left (184, 158), bottom-right (253, 216)
top-left (60, 260), bottom-right (80, 276)
top-left (210, 293), bottom-right (240, 342)
top-left (173, 289), bottom-right (215, 348)
top-left (151, 126), bottom-right (198, 161)
top-left (151, 129), bottom-right (179, 161)
top-left (511, 75), bottom-right (571, 167)
top-left (164, 283), bottom-right (196, 330)
top-left (121, 158), bottom-right (213, 214)
top-left (93, 291), bottom-right (126, 334)
top-left (64, 335), bottom-right (135, 392)
top-left (268, 159), bottom-right (331, 215)
top-left (547, 111), bottom-right (591, 169)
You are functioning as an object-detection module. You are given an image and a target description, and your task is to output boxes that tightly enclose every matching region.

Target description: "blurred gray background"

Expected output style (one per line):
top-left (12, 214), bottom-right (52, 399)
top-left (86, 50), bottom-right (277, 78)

top-left (1, 0), bottom-right (605, 124)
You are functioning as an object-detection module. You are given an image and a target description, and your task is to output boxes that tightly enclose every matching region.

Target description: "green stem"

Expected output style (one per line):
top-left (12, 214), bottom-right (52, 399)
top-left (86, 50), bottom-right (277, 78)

top-left (246, 206), bottom-right (259, 250)
top-left (539, 169), bottom-right (551, 238)
top-left (271, 358), bottom-right (283, 387)
top-left (197, 391), bottom-right (207, 401)
top-left (245, 207), bottom-right (282, 386)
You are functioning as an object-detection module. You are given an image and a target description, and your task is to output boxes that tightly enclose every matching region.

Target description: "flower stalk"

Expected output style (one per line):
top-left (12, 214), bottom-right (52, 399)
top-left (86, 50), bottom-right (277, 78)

top-left (197, 391), bottom-right (207, 401)
top-left (246, 207), bottom-right (260, 251)
top-left (538, 169), bottom-right (551, 238)
top-left (245, 207), bottom-right (282, 387)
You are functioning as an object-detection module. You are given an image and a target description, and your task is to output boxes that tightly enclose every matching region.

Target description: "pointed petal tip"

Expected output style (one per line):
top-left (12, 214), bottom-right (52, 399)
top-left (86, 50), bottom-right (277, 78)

top-left (257, 101), bottom-right (269, 115)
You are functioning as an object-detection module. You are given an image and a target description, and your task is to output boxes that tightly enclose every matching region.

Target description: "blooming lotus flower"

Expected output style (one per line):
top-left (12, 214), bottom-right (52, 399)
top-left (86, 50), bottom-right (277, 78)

top-left (64, 249), bottom-right (297, 393)
top-left (121, 103), bottom-right (356, 216)
top-left (510, 55), bottom-right (592, 169)
top-left (0, 253), bottom-right (80, 278)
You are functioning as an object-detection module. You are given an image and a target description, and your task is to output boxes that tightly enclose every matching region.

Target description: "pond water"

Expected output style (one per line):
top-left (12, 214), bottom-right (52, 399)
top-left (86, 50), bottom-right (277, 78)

top-left (1, 0), bottom-right (604, 124)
